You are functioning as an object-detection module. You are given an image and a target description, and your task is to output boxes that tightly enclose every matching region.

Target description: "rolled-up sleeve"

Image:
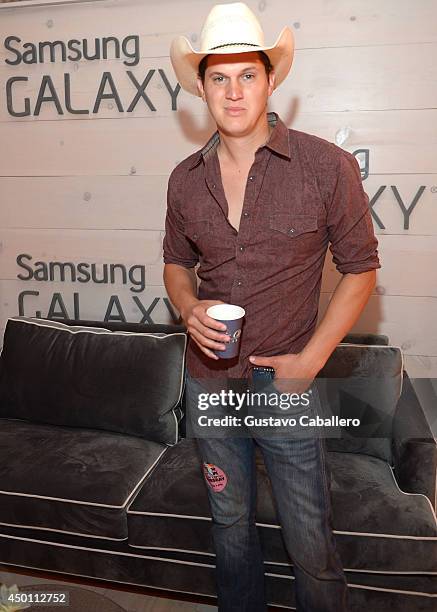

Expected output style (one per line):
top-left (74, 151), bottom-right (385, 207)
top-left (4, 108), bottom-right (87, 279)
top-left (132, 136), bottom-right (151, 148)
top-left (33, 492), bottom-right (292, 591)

top-left (325, 150), bottom-right (381, 275)
top-left (163, 168), bottom-right (199, 268)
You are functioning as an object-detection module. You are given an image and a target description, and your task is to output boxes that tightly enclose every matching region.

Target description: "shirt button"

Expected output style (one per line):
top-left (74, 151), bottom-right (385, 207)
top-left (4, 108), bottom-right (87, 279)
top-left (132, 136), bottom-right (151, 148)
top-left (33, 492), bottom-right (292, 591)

top-left (193, 233), bottom-right (198, 240)
top-left (239, 245), bottom-right (245, 252)
top-left (211, 183), bottom-right (216, 189)
top-left (236, 280), bottom-right (242, 286)
top-left (288, 228), bottom-right (295, 235)
top-left (248, 175), bottom-right (255, 181)
top-left (243, 212), bottom-right (249, 217)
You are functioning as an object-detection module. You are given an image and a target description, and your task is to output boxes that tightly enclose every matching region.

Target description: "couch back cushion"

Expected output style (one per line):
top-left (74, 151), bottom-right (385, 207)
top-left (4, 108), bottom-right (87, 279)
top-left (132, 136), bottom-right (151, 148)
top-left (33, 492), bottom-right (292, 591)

top-left (317, 343), bottom-right (403, 463)
top-left (0, 317), bottom-right (187, 446)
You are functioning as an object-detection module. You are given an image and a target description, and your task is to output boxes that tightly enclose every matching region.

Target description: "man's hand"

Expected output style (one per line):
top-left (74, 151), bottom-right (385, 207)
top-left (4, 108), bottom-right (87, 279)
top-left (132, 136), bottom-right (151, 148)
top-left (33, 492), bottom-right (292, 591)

top-left (249, 353), bottom-right (319, 394)
top-left (182, 299), bottom-right (231, 360)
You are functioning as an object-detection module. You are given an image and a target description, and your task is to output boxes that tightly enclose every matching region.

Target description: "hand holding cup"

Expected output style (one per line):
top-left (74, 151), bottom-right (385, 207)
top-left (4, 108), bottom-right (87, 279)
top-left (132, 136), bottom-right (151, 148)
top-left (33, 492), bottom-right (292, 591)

top-left (206, 304), bottom-right (245, 359)
top-left (182, 299), bottom-right (230, 360)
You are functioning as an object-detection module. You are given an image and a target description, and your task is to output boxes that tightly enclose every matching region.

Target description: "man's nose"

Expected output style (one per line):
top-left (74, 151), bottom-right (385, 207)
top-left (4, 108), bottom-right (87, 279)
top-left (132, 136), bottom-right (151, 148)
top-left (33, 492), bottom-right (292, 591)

top-left (226, 78), bottom-right (243, 99)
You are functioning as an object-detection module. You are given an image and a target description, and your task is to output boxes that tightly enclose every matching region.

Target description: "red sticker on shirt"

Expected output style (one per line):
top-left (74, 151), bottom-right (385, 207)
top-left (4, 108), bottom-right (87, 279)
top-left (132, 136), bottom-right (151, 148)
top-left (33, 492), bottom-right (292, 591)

top-left (203, 463), bottom-right (228, 492)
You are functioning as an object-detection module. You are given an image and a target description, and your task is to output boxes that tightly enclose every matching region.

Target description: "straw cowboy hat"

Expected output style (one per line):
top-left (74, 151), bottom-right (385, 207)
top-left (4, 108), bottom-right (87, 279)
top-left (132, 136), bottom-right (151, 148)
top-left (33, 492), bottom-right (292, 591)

top-left (170, 2), bottom-right (294, 97)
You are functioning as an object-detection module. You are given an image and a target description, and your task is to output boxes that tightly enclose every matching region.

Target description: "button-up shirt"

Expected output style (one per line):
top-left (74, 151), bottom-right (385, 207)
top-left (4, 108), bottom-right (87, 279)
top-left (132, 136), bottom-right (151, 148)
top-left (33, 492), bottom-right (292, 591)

top-left (163, 112), bottom-right (380, 379)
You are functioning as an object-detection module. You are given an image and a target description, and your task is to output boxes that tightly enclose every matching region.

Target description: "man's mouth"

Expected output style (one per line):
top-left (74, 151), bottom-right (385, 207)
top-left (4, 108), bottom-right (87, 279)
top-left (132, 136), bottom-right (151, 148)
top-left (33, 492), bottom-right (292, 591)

top-left (225, 107), bottom-right (246, 114)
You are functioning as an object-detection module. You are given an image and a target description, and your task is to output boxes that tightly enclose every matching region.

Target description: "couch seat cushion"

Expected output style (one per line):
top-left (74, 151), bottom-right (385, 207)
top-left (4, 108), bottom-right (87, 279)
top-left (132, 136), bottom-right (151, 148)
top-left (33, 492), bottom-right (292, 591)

top-left (0, 419), bottom-right (168, 540)
top-left (127, 439), bottom-right (437, 572)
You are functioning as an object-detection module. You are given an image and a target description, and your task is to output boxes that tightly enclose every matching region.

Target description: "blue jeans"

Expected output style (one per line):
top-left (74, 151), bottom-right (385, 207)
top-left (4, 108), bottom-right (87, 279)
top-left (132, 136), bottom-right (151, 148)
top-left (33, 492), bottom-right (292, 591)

top-left (186, 371), bottom-right (350, 612)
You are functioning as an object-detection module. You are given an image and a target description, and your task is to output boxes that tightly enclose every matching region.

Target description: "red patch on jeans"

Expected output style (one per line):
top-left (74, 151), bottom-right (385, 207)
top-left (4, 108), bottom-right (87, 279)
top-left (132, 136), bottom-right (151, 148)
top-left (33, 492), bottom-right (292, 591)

top-left (203, 463), bottom-right (227, 492)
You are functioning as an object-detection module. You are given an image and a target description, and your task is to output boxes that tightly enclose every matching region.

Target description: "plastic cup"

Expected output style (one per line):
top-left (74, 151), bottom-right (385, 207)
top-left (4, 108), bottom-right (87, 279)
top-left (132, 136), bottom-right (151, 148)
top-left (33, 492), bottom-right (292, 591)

top-left (206, 304), bottom-right (245, 359)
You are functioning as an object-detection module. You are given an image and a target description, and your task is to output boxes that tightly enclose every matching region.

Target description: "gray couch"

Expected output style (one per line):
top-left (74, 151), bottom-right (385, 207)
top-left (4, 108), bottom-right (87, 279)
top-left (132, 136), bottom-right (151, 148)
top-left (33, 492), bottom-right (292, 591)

top-left (0, 316), bottom-right (435, 611)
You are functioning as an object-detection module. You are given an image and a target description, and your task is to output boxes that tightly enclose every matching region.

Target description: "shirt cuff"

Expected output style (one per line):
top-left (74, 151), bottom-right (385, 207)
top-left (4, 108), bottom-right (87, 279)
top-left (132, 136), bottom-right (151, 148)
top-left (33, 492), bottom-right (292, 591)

top-left (163, 255), bottom-right (198, 268)
top-left (336, 260), bottom-right (381, 275)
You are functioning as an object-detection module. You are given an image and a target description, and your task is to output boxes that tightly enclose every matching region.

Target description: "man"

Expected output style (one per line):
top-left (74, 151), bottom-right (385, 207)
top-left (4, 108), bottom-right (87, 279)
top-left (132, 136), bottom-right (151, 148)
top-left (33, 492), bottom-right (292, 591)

top-left (164, 3), bottom-right (380, 611)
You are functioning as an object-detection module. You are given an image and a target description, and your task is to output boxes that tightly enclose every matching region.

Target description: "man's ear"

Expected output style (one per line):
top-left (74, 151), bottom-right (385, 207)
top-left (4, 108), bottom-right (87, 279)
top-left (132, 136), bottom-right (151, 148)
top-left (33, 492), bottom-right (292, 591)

top-left (196, 76), bottom-right (206, 100)
top-left (267, 69), bottom-right (276, 96)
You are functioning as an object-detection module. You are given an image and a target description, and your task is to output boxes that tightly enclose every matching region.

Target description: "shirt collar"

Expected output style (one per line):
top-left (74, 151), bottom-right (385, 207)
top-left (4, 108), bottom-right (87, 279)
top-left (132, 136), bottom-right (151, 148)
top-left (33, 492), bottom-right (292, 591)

top-left (188, 111), bottom-right (291, 170)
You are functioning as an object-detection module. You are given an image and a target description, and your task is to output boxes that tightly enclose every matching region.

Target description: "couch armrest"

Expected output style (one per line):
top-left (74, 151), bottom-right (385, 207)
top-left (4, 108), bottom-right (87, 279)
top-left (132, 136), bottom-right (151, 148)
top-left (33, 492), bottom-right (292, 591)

top-left (392, 372), bottom-right (437, 513)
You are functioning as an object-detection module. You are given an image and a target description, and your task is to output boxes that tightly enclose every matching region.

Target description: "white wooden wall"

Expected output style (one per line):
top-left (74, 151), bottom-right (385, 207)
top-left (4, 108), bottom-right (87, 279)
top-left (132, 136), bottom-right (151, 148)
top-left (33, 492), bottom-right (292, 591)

top-left (1, 0), bottom-right (436, 378)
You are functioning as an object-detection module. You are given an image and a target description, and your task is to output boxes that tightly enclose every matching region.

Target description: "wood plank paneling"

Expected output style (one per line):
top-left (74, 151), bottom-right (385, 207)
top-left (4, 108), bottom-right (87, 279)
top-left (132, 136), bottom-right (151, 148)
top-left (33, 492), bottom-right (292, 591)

top-left (1, 110), bottom-right (437, 176)
top-left (2, 229), bottom-right (437, 298)
top-left (261, 0), bottom-right (437, 47)
top-left (1, 0), bottom-right (436, 55)
top-left (1, 173), bottom-right (436, 235)
top-left (318, 293), bottom-right (437, 357)
top-left (0, 227), bottom-right (167, 287)
top-left (404, 355), bottom-right (437, 379)
top-left (321, 234), bottom-right (437, 297)
top-left (1, 42), bottom-right (436, 123)
top-left (0, 0), bottom-right (436, 379)
top-left (0, 228), bottom-right (163, 267)
top-left (2, 280), bottom-right (436, 359)
top-left (0, 175), bottom-right (169, 230)
top-left (0, 115), bottom-right (198, 176)
top-left (0, 280), bottom-right (175, 325)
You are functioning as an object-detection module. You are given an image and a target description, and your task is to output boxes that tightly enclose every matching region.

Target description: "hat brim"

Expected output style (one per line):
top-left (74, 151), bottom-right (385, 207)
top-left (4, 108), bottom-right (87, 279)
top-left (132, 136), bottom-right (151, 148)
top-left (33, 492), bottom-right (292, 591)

top-left (170, 26), bottom-right (294, 97)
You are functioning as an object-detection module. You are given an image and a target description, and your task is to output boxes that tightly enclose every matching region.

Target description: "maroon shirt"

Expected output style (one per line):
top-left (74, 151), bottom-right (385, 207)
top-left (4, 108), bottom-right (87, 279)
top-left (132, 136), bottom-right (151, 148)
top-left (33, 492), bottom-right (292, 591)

top-left (163, 112), bottom-right (380, 379)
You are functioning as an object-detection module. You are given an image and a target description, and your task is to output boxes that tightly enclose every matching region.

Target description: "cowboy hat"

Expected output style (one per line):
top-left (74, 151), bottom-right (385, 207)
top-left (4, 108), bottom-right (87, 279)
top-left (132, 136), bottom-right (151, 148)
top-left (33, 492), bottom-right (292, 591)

top-left (170, 2), bottom-right (294, 97)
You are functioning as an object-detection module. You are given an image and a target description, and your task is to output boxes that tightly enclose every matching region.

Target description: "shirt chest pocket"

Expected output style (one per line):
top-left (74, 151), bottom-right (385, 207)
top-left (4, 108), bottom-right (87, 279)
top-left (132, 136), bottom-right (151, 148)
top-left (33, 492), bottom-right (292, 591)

top-left (184, 219), bottom-right (235, 255)
top-left (269, 214), bottom-right (318, 238)
top-left (267, 214), bottom-right (321, 264)
top-left (184, 219), bottom-right (211, 252)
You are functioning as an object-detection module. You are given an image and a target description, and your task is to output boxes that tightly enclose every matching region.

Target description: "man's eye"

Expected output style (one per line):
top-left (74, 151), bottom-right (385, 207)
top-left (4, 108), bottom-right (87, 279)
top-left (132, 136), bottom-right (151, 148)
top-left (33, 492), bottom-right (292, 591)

top-left (213, 76), bottom-right (225, 83)
top-left (243, 73), bottom-right (254, 80)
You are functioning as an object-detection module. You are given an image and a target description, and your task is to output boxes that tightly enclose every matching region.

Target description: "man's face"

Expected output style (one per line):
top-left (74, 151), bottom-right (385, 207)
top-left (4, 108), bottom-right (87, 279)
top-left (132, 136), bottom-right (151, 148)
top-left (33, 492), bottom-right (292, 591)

top-left (196, 51), bottom-right (275, 137)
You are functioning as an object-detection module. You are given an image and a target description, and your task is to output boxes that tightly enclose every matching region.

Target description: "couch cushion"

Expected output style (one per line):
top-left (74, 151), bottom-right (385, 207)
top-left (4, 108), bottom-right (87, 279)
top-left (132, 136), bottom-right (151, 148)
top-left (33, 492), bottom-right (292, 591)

top-left (0, 316), bottom-right (187, 445)
top-left (60, 319), bottom-right (186, 334)
top-left (126, 439), bottom-right (437, 572)
top-left (317, 343), bottom-right (403, 462)
top-left (0, 419), bottom-right (168, 540)
top-left (341, 333), bottom-right (389, 346)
